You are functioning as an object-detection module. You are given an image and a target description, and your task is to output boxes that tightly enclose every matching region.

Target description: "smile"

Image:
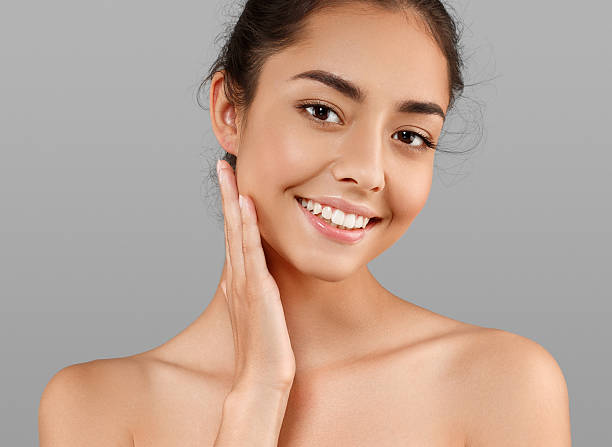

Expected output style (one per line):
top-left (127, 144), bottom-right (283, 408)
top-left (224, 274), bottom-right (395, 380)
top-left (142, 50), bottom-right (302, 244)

top-left (295, 196), bottom-right (381, 243)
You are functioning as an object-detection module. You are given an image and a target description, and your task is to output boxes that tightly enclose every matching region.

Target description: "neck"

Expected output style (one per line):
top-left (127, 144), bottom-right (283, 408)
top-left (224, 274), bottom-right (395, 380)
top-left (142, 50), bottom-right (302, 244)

top-left (161, 238), bottom-right (403, 377)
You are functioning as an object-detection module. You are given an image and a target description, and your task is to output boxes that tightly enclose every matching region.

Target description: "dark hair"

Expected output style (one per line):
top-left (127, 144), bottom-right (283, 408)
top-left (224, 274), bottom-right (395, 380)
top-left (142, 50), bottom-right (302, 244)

top-left (196, 0), bottom-right (486, 223)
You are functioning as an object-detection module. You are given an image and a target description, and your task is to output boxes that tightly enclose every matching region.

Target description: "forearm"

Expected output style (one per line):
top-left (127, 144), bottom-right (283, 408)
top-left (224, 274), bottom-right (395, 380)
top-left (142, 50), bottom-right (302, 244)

top-left (213, 385), bottom-right (292, 446)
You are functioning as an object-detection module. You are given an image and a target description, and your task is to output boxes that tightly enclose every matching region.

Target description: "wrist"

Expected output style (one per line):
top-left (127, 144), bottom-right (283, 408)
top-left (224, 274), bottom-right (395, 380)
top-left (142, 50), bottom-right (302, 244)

top-left (228, 378), bottom-right (293, 402)
top-left (215, 381), bottom-right (292, 446)
top-left (222, 383), bottom-right (292, 429)
top-left (230, 372), bottom-right (295, 395)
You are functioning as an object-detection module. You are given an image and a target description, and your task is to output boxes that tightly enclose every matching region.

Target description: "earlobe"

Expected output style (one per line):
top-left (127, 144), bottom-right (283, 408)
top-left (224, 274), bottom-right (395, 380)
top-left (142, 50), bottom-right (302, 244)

top-left (209, 71), bottom-right (240, 157)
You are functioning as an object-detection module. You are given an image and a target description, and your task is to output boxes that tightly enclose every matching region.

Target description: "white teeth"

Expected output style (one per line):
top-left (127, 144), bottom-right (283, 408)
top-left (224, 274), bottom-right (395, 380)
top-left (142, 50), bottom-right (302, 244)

top-left (344, 213), bottom-right (356, 229)
top-left (331, 209), bottom-right (345, 225)
top-left (298, 197), bottom-right (374, 229)
top-left (321, 206), bottom-right (332, 220)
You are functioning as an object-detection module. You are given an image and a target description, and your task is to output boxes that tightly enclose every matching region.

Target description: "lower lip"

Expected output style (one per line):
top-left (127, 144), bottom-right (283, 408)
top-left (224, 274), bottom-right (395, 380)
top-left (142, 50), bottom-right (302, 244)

top-left (295, 197), bottom-right (379, 244)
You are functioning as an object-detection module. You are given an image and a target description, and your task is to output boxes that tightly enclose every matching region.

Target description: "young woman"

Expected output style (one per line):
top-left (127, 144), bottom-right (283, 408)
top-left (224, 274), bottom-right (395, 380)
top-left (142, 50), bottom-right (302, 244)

top-left (39, 1), bottom-right (572, 445)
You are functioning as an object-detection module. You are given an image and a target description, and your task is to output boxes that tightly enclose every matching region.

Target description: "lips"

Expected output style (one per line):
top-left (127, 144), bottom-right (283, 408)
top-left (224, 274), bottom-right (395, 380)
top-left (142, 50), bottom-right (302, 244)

top-left (296, 198), bottom-right (378, 243)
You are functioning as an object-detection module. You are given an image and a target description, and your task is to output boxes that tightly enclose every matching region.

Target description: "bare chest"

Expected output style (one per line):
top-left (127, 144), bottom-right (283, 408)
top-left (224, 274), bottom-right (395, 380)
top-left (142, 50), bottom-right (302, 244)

top-left (277, 369), bottom-right (466, 446)
top-left (132, 356), bottom-right (467, 446)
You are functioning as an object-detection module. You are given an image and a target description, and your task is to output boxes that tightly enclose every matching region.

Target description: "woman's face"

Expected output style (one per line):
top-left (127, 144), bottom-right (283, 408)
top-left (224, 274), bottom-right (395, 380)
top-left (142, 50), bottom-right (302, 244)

top-left (223, 5), bottom-right (449, 281)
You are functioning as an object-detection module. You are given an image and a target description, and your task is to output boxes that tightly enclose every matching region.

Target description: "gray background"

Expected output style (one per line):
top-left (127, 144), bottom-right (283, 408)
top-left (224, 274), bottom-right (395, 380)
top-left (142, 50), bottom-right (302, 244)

top-left (1, 0), bottom-right (610, 444)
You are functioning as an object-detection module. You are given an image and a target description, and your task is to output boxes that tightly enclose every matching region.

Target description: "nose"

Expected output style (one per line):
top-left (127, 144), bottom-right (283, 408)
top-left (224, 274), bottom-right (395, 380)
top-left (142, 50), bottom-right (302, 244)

top-left (330, 125), bottom-right (386, 192)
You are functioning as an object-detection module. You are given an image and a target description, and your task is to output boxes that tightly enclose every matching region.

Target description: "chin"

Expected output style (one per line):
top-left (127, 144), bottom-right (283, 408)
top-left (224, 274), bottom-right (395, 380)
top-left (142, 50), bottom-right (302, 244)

top-left (289, 250), bottom-right (367, 283)
top-left (262, 236), bottom-right (365, 282)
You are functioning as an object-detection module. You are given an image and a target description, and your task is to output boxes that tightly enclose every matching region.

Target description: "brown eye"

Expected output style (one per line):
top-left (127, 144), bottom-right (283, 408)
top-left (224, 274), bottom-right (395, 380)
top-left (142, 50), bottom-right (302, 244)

top-left (392, 130), bottom-right (436, 152)
top-left (312, 105), bottom-right (330, 120)
top-left (298, 102), bottom-right (342, 125)
top-left (397, 130), bottom-right (421, 145)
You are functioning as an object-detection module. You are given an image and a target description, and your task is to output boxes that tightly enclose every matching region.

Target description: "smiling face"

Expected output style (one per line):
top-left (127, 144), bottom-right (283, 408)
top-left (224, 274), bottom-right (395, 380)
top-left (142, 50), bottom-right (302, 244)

top-left (212, 4), bottom-right (450, 282)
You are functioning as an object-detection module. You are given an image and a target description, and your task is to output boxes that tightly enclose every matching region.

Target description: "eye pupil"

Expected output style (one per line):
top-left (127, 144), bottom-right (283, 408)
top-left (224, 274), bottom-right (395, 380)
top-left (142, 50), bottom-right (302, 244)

top-left (314, 105), bottom-right (328, 120)
top-left (400, 131), bottom-right (416, 143)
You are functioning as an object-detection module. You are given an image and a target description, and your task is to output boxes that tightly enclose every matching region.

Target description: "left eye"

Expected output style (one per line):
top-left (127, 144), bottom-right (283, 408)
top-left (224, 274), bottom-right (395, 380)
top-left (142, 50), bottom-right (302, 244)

top-left (392, 130), bottom-right (432, 151)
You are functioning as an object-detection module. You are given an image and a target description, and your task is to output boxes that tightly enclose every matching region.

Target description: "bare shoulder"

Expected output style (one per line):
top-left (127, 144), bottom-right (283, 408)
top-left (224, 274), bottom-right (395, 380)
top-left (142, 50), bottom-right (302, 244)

top-left (451, 325), bottom-right (570, 392)
top-left (39, 354), bottom-right (152, 446)
top-left (39, 350), bottom-right (228, 446)
top-left (455, 326), bottom-right (572, 446)
top-left (390, 300), bottom-right (571, 446)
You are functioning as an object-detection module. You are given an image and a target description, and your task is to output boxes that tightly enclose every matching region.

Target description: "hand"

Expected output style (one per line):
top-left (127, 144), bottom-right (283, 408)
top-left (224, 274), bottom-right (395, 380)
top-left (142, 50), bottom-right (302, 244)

top-left (217, 159), bottom-right (296, 392)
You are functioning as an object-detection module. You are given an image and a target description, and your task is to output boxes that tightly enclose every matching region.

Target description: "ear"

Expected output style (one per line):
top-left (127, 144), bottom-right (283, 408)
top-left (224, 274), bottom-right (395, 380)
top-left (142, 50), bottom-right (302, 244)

top-left (209, 70), bottom-right (240, 157)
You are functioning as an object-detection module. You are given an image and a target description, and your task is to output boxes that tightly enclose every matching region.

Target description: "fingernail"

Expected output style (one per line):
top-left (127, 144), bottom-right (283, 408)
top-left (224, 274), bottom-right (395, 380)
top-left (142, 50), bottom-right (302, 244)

top-left (238, 194), bottom-right (245, 210)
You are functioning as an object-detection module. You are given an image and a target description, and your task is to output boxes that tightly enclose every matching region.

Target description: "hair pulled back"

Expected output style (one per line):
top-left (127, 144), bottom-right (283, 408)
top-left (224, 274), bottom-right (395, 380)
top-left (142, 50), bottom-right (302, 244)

top-left (197, 0), bottom-right (470, 173)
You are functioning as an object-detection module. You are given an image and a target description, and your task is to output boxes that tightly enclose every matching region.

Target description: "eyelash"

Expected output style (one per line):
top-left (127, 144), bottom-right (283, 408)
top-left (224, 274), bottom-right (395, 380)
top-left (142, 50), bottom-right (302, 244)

top-left (295, 101), bottom-right (437, 152)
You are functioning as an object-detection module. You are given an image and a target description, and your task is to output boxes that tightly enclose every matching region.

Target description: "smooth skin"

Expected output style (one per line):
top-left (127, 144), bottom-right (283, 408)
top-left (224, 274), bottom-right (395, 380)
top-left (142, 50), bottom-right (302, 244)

top-left (39, 4), bottom-right (571, 446)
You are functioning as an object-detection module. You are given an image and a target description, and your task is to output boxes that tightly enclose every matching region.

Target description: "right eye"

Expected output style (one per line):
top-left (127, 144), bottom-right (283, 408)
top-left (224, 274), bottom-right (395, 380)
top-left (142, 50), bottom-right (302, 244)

top-left (296, 102), bottom-right (342, 126)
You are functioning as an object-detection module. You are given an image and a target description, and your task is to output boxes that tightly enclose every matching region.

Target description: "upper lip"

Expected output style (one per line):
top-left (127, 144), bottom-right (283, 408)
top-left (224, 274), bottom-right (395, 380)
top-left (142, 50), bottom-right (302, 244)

top-left (296, 195), bottom-right (380, 219)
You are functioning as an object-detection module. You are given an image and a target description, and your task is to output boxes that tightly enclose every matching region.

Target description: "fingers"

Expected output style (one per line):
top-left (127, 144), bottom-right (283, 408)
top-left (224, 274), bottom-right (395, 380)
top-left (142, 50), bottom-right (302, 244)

top-left (223, 220), bottom-right (233, 306)
top-left (218, 160), bottom-right (245, 289)
top-left (218, 159), bottom-right (270, 299)
top-left (238, 194), bottom-right (271, 289)
top-left (223, 209), bottom-right (233, 287)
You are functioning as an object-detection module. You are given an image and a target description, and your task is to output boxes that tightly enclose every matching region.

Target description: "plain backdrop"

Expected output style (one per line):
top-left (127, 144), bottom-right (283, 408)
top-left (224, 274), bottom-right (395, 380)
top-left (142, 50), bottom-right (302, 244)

top-left (1, 0), bottom-right (610, 444)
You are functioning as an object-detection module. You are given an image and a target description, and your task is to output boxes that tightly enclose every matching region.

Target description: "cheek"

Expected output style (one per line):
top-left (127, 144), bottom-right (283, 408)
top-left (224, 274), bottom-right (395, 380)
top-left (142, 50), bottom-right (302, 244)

top-left (388, 164), bottom-right (433, 223)
top-left (239, 115), bottom-right (327, 193)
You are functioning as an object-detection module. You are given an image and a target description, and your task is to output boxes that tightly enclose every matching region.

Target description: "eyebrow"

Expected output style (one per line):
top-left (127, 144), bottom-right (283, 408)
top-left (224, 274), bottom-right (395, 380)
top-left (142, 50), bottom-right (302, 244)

top-left (288, 69), bottom-right (446, 120)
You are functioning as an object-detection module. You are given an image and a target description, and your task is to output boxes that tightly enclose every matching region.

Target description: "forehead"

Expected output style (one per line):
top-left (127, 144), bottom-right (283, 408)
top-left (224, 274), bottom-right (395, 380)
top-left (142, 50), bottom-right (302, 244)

top-left (260, 5), bottom-right (450, 112)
